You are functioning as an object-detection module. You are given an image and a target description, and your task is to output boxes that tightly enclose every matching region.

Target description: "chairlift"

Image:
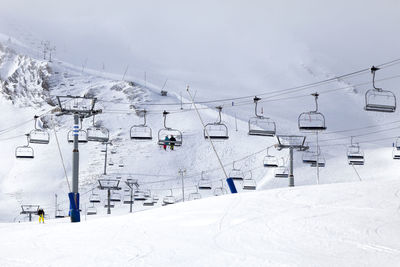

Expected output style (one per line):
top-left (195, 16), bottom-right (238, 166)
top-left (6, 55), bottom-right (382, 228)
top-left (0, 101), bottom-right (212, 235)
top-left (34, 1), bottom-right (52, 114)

top-left (274, 159), bottom-right (289, 178)
top-left (263, 147), bottom-right (278, 167)
top-left (153, 194), bottom-right (160, 201)
top-left (365, 66), bottom-right (396, 113)
top-left (242, 171), bottom-right (257, 190)
top-left (110, 148), bottom-right (117, 154)
top-left (204, 106), bottom-right (229, 140)
top-left (298, 93), bottom-right (327, 131)
top-left (68, 117), bottom-right (88, 143)
top-left (15, 134), bottom-right (34, 159)
top-left (214, 180), bottom-right (228, 196)
top-left (143, 196), bottom-right (155, 206)
top-left (198, 171), bottom-right (212, 190)
top-left (188, 186), bottom-right (202, 201)
top-left (158, 111), bottom-right (183, 146)
top-left (118, 160), bottom-right (124, 168)
top-left (123, 192), bottom-right (133, 204)
top-left (29, 115), bottom-right (50, 144)
top-left (89, 192), bottom-right (101, 203)
top-left (248, 96), bottom-right (276, 136)
top-left (104, 202), bottom-right (115, 209)
top-left (144, 189), bottom-right (151, 198)
top-left (229, 161), bottom-right (244, 181)
top-left (87, 115), bottom-right (110, 142)
top-left (86, 205), bottom-right (97, 215)
top-left (393, 147), bottom-right (400, 159)
top-left (347, 137), bottom-right (364, 165)
top-left (130, 110), bottom-right (153, 140)
top-left (108, 158), bottom-right (114, 166)
top-left (110, 191), bottom-right (121, 202)
top-left (133, 190), bottom-right (146, 201)
top-left (162, 189), bottom-right (176, 206)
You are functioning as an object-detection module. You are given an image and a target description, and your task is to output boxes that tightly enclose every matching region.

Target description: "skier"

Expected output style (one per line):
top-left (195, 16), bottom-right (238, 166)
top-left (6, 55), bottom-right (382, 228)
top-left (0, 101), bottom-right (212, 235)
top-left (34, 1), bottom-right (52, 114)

top-left (169, 135), bottom-right (176, 151)
top-left (38, 208), bottom-right (45, 224)
top-left (163, 135), bottom-right (170, 151)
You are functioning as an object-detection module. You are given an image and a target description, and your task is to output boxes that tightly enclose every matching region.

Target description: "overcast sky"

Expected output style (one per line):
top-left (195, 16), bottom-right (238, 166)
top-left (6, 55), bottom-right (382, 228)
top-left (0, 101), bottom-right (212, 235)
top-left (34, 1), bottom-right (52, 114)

top-left (0, 0), bottom-right (399, 99)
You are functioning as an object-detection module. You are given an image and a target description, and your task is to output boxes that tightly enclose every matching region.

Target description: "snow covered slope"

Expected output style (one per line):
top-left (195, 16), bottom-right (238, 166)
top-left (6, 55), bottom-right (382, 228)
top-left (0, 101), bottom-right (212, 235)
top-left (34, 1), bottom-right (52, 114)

top-left (0, 178), bottom-right (399, 267)
top-left (1, 32), bottom-right (400, 226)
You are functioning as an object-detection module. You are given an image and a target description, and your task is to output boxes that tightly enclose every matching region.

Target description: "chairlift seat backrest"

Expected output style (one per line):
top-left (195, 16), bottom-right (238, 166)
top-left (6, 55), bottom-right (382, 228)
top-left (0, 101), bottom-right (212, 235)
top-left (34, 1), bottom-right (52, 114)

top-left (298, 112), bottom-right (326, 131)
top-left (29, 130), bottom-right (50, 144)
top-left (15, 146), bottom-right (34, 159)
top-left (87, 127), bottom-right (109, 142)
top-left (248, 117), bottom-right (276, 136)
top-left (204, 123), bottom-right (229, 140)
top-left (130, 125), bottom-right (153, 140)
top-left (365, 89), bottom-right (396, 113)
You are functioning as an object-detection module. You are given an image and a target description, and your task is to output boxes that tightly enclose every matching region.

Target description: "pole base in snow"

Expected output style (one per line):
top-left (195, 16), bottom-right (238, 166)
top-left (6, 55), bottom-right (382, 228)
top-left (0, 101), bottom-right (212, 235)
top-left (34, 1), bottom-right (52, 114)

top-left (68, 192), bottom-right (80, 223)
top-left (226, 178), bottom-right (238, 194)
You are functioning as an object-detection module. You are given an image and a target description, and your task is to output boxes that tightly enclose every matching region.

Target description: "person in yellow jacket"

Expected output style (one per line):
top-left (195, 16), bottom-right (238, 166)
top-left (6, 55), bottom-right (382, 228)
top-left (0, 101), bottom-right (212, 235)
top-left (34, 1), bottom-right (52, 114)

top-left (38, 208), bottom-right (45, 223)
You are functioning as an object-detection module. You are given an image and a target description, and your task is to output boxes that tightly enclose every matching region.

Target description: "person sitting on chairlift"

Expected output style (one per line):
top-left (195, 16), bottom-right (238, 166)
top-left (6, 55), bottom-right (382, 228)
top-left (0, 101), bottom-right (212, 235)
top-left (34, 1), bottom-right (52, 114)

top-left (169, 135), bottom-right (176, 150)
top-left (38, 208), bottom-right (45, 224)
top-left (163, 135), bottom-right (170, 150)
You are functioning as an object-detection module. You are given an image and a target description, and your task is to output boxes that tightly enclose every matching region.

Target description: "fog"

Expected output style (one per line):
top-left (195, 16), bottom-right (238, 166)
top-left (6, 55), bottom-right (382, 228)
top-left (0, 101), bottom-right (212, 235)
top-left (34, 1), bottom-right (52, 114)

top-left (0, 0), bottom-right (399, 98)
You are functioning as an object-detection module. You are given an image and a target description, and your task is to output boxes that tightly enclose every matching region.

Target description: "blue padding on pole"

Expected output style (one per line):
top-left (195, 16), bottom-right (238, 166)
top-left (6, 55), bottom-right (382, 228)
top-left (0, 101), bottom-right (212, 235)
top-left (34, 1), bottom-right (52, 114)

top-left (226, 178), bottom-right (238, 194)
top-left (68, 192), bottom-right (80, 223)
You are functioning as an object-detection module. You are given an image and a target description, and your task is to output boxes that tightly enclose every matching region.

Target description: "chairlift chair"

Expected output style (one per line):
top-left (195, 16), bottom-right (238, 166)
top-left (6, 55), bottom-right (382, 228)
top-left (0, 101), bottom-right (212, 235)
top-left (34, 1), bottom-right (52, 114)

top-left (204, 106), bottom-right (229, 140)
top-left (123, 192), bottom-right (133, 204)
top-left (274, 159), bottom-right (289, 178)
top-left (248, 97), bottom-right (276, 136)
top-left (89, 192), bottom-right (101, 203)
top-left (110, 191), bottom-right (121, 202)
top-left (86, 206), bottom-right (97, 215)
top-left (242, 171), bottom-right (257, 190)
top-left (104, 203), bottom-right (115, 209)
top-left (29, 115), bottom-right (50, 144)
top-left (118, 160), bottom-right (124, 168)
top-left (143, 196), bottom-right (155, 206)
top-left (298, 93), bottom-right (327, 131)
top-left (68, 118), bottom-right (88, 143)
top-left (158, 111), bottom-right (183, 146)
top-left (263, 147), bottom-right (278, 167)
top-left (87, 115), bottom-right (110, 142)
top-left (214, 180), bottom-right (228, 196)
top-left (347, 137), bottom-right (364, 165)
top-left (15, 134), bottom-right (34, 159)
top-left (365, 66), bottom-right (396, 113)
top-left (110, 148), bottom-right (117, 154)
top-left (188, 186), bottom-right (202, 201)
top-left (162, 189), bottom-right (176, 206)
top-left (130, 110), bottom-right (153, 140)
top-left (198, 171), bottom-right (212, 190)
top-left (108, 158), bottom-right (114, 166)
top-left (393, 147), bottom-right (400, 159)
top-left (394, 137), bottom-right (400, 150)
top-left (229, 161), bottom-right (244, 181)
top-left (133, 190), bottom-right (146, 201)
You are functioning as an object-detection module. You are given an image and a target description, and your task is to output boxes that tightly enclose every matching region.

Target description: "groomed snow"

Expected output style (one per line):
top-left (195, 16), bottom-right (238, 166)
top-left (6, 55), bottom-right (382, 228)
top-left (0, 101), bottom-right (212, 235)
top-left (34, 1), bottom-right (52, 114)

top-left (0, 179), bottom-right (399, 267)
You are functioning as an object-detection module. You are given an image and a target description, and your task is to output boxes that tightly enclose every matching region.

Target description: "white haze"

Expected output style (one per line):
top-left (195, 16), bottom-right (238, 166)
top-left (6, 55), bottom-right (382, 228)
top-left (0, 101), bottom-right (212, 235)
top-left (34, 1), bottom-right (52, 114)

top-left (0, 0), bottom-right (399, 99)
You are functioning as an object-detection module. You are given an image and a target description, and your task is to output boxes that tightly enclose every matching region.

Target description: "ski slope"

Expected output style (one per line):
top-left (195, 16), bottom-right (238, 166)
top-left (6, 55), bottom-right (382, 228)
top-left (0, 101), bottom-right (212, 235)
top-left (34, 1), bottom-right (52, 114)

top-left (1, 178), bottom-right (400, 267)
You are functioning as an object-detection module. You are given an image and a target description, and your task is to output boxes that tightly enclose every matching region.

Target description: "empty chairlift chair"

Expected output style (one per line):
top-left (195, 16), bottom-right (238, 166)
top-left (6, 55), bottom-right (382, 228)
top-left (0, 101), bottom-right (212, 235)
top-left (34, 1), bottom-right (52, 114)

top-left (248, 96), bottom-right (276, 136)
top-left (143, 196), bottom-right (155, 206)
top-left (302, 146), bottom-right (325, 167)
top-left (365, 66), bottom-right (396, 113)
top-left (130, 110), bottom-right (153, 140)
top-left (188, 186), bottom-right (202, 201)
top-left (123, 191), bottom-right (133, 204)
top-left (347, 137), bottom-right (364, 165)
top-left (274, 159), bottom-right (289, 178)
top-left (133, 190), bottom-right (146, 201)
top-left (29, 115), bottom-right (50, 144)
top-left (229, 161), bottom-right (244, 181)
top-left (214, 180), bottom-right (228, 196)
top-left (158, 111), bottom-right (183, 147)
top-left (68, 117), bottom-right (88, 143)
top-left (86, 205), bottom-right (97, 215)
top-left (87, 115), bottom-right (110, 142)
top-left (392, 147), bottom-right (400, 160)
top-left (198, 171), bottom-right (212, 190)
top-left (204, 106), bottom-right (229, 140)
top-left (89, 192), bottom-right (101, 203)
top-left (110, 191), bottom-right (121, 202)
top-left (298, 93), bottom-right (327, 131)
top-left (15, 134), bottom-right (35, 159)
top-left (242, 171), bottom-right (257, 190)
top-left (263, 147), bottom-right (279, 168)
top-left (162, 189), bottom-right (176, 206)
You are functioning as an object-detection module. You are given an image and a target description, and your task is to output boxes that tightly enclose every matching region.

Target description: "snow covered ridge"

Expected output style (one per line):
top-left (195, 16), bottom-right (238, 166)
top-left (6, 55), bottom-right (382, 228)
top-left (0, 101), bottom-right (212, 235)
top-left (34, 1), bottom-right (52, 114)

top-left (0, 41), bottom-right (51, 107)
top-left (0, 179), bottom-right (399, 267)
